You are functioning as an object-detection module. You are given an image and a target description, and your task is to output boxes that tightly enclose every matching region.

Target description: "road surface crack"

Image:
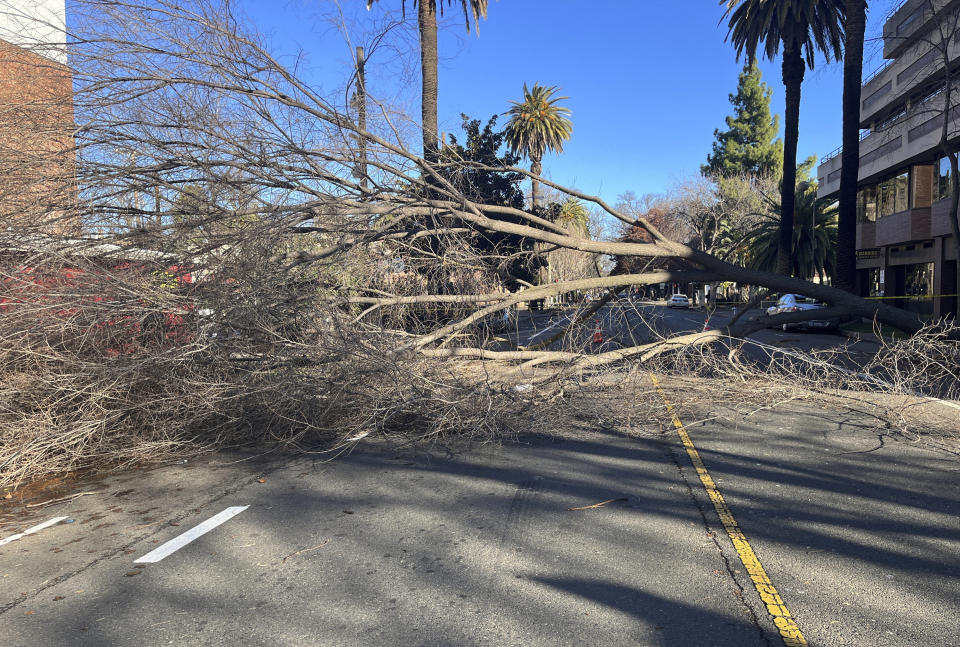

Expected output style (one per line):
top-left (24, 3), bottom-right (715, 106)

top-left (661, 438), bottom-right (773, 647)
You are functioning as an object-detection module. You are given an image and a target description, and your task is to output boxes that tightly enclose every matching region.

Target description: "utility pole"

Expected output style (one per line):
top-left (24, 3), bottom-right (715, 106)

top-left (352, 46), bottom-right (368, 190)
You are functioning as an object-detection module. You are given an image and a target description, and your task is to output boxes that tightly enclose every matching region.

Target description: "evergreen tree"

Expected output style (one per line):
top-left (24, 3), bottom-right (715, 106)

top-left (702, 62), bottom-right (783, 178)
top-left (439, 114), bottom-right (536, 290)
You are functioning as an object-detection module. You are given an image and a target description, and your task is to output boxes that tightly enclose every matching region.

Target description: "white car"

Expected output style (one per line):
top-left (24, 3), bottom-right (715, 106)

top-left (668, 294), bottom-right (690, 308)
top-left (766, 294), bottom-right (838, 331)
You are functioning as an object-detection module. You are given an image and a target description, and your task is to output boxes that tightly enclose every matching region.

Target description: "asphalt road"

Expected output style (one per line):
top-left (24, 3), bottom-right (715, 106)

top-left (1, 379), bottom-right (957, 646)
top-left (506, 300), bottom-right (880, 370)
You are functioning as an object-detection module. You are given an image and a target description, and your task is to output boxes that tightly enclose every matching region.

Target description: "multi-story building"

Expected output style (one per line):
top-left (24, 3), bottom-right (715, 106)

top-left (817, 0), bottom-right (960, 319)
top-left (0, 0), bottom-right (75, 232)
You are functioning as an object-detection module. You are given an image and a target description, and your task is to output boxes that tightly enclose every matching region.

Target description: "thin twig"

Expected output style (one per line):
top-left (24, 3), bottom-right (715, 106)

top-left (566, 497), bottom-right (628, 511)
top-left (282, 539), bottom-right (329, 563)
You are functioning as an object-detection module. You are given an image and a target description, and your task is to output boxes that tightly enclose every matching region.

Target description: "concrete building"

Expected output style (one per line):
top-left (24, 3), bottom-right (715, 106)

top-left (0, 0), bottom-right (75, 232)
top-left (817, 0), bottom-right (960, 319)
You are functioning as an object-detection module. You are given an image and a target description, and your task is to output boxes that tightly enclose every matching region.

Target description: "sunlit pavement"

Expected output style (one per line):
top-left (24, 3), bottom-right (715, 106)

top-left (1, 382), bottom-right (957, 647)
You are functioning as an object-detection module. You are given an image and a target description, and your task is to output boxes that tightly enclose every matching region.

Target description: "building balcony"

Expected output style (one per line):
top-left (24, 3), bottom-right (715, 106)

top-left (817, 88), bottom-right (960, 198)
top-left (860, 0), bottom-right (960, 127)
top-left (931, 196), bottom-right (960, 237)
top-left (881, 0), bottom-right (946, 59)
top-left (854, 207), bottom-right (933, 254)
top-left (875, 206), bottom-right (931, 246)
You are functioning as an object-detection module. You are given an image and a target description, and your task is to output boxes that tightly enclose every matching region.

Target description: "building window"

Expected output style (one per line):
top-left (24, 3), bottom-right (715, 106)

top-left (894, 171), bottom-right (909, 212)
top-left (878, 170), bottom-right (910, 217)
top-left (868, 268), bottom-right (884, 298)
top-left (897, 7), bottom-right (923, 35)
top-left (935, 155), bottom-right (953, 202)
top-left (857, 185), bottom-right (877, 222)
top-left (905, 262), bottom-right (935, 316)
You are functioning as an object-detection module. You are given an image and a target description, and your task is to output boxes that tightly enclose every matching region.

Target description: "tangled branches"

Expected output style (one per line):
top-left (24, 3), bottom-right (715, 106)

top-left (0, 0), bottom-right (957, 487)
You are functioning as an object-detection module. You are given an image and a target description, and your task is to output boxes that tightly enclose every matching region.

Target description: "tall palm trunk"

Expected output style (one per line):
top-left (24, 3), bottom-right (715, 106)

top-left (531, 154), bottom-right (545, 286)
top-left (836, 0), bottom-right (867, 293)
top-left (530, 155), bottom-right (542, 209)
top-left (418, 1), bottom-right (439, 164)
top-left (938, 20), bottom-right (960, 317)
top-left (779, 45), bottom-right (805, 276)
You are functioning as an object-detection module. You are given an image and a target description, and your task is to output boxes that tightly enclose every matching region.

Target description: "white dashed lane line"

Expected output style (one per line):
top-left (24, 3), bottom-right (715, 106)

top-left (134, 505), bottom-right (249, 563)
top-left (0, 517), bottom-right (68, 547)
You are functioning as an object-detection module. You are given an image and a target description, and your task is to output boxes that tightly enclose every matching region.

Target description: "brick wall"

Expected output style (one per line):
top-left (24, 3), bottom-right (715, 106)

top-left (0, 38), bottom-right (76, 232)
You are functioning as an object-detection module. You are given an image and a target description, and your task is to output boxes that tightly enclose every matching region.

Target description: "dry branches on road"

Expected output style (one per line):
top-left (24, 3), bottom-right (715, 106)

top-left (0, 0), bottom-right (957, 488)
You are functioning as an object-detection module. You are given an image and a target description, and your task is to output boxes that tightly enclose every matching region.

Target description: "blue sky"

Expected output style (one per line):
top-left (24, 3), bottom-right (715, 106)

top-left (240, 0), bottom-right (903, 206)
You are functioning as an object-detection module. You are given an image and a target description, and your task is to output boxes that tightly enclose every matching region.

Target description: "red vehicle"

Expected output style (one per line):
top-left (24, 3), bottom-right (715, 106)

top-left (1, 260), bottom-right (195, 355)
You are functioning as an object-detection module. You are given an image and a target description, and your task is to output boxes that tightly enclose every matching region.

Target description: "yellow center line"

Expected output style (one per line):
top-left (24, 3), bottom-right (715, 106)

top-left (650, 373), bottom-right (808, 647)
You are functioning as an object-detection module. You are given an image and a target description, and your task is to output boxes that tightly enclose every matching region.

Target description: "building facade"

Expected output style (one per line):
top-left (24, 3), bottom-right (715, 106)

top-left (817, 0), bottom-right (960, 319)
top-left (0, 0), bottom-right (75, 232)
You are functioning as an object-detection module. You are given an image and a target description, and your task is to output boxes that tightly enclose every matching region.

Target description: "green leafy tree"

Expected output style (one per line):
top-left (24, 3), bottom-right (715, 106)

top-left (703, 61), bottom-right (783, 177)
top-left (835, 0), bottom-right (867, 293)
top-left (439, 114), bottom-right (535, 289)
top-left (366, 1), bottom-right (488, 163)
top-left (441, 114), bottom-right (524, 210)
top-left (503, 83), bottom-right (573, 209)
top-left (744, 163), bottom-right (838, 281)
top-left (721, 0), bottom-right (845, 276)
top-left (556, 197), bottom-right (589, 234)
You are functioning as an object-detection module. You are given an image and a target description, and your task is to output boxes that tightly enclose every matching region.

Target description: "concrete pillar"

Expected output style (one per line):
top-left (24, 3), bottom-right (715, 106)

top-left (933, 237), bottom-right (944, 319)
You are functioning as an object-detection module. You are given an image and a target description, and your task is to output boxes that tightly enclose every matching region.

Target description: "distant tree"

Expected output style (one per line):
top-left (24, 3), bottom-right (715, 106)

top-left (441, 114), bottom-right (524, 209)
top-left (503, 83), bottom-right (573, 209)
top-left (702, 61), bottom-right (783, 178)
top-left (721, 0), bottom-right (845, 276)
top-left (543, 197), bottom-right (596, 291)
top-left (439, 114), bottom-right (534, 289)
top-left (366, 0), bottom-right (488, 162)
top-left (744, 159), bottom-right (838, 281)
top-left (556, 197), bottom-right (589, 234)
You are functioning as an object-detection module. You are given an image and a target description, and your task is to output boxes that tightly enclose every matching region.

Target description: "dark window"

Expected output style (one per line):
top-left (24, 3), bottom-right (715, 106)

top-left (935, 156), bottom-right (954, 201)
top-left (857, 185), bottom-right (877, 222)
top-left (863, 81), bottom-right (892, 111)
top-left (896, 7), bottom-right (923, 35)
top-left (906, 263), bottom-right (933, 295)
top-left (877, 170), bottom-right (910, 217)
top-left (868, 268), bottom-right (884, 298)
top-left (896, 48), bottom-right (938, 86)
top-left (894, 171), bottom-right (909, 212)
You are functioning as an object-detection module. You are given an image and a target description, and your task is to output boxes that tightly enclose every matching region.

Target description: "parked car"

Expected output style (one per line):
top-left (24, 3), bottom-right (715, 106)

top-left (668, 294), bottom-right (690, 308)
top-left (766, 294), bottom-right (838, 331)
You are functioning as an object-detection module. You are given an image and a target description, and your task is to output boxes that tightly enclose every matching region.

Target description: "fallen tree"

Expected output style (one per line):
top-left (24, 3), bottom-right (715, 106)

top-left (0, 0), bottom-right (957, 487)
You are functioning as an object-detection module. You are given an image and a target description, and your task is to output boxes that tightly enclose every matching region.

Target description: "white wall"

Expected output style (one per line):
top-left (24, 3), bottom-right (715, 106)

top-left (0, 0), bottom-right (67, 65)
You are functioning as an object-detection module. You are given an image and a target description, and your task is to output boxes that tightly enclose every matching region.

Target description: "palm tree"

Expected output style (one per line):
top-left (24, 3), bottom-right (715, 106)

top-left (722, 0), bottom-right (845, 276)
top-left (836, 0), bottom-right (867, 293)
top-left (557, 197), bottom-right (589, 234)
top-left (366, 1), bottom-right (488, 163)
top-left (503, 83), bottom-right (573, 209)
top-left (744, 181), bottom-right (839, 281)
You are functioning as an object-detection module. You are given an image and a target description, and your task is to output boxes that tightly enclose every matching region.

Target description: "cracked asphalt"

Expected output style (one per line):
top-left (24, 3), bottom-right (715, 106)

top-left (1, 378), bottom-right (957, 646)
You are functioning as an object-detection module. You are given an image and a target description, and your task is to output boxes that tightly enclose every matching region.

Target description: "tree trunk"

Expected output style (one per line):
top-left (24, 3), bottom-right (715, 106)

top-left (418, 1), bottom-right (439, 164)
top-left (949, 153), bottom-right (960, 318)
top-left (836, 0), bottom-right (867, 293)
top-left (779, 46), bottom-right (805, 277)
top-left (355, 46), bottom-right (368, 189)
top-left (937, 11), bottom-right (960, 319)
top-left (530, 155), bottom-right (542, 210)
top-left (531, 154), bottom-right (544, 286)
